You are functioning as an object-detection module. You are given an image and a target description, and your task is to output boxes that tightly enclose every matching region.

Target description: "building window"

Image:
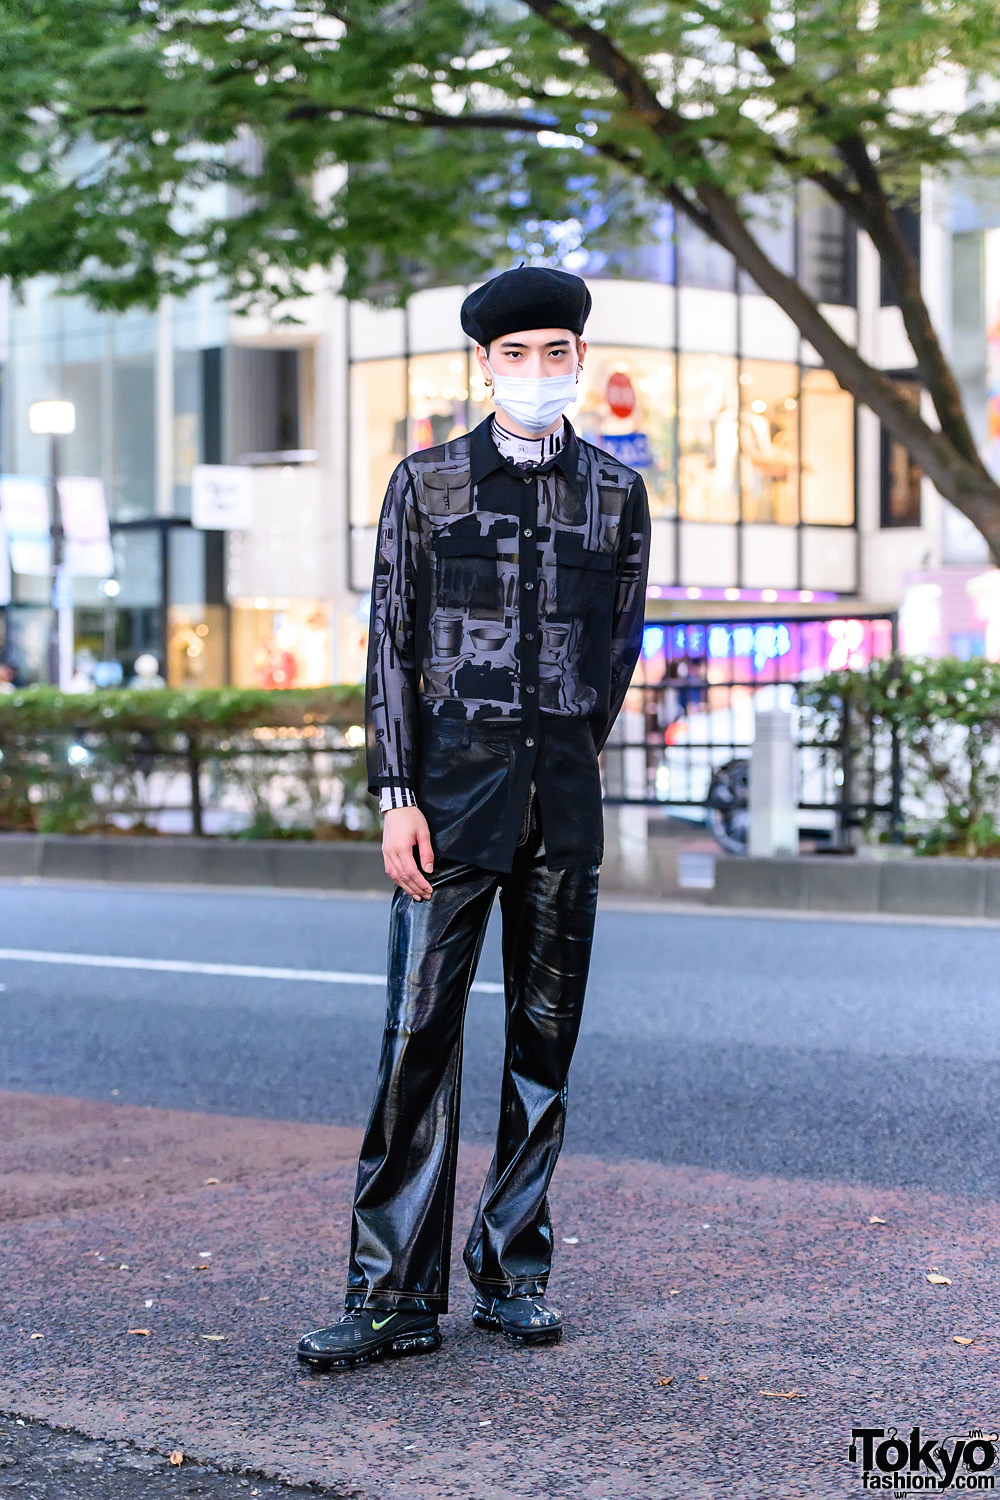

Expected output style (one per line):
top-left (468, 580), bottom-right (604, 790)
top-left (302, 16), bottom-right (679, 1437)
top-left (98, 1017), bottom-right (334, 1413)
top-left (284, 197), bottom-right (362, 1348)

top-left (230, 599), bottom-right (332, 689)
top-left (880, 377), bottom-right (922, 528)
top-left (228, 346), bottom-right (302, 461)
top-left (880, 204), bottom-right (921, 308)
top-left (801, 368), bottom-right (855, 525)
top-left (167, 605), bottom-right (227, 687)
top-left (572, 349), bottom-right (677, 518)
top-left (738, 360), bottom-right (799, 523)
top-left (61, 358), bottom-right (104, 482)
top-left (110, 353), bottom-right (156, 520)
top-left (737, 194), bottom-right (796, 296)
top-left (407, 352), bottom-right (470, 452)
top-left (799, 183), bottom-right (856, 307)
top-left (677, 217), bottom-right (736, 292)
top-left (350, 357), bottom-right (407, 528)
top-left (678, 353), bottom-right (739, 522)
top-left (347, 338), bottom-right (855, 540)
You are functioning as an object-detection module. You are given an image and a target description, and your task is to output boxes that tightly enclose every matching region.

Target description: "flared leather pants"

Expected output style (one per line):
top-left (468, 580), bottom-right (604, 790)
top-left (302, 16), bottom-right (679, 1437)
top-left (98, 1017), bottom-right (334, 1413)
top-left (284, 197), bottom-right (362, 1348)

top-left (345, 783), bottom-right (601, 1313)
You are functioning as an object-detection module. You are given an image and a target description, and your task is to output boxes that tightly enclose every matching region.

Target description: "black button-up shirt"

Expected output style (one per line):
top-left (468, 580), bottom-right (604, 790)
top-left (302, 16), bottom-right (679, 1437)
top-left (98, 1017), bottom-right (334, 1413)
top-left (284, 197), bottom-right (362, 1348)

top-left (364, 413), bottom-right (650, 872)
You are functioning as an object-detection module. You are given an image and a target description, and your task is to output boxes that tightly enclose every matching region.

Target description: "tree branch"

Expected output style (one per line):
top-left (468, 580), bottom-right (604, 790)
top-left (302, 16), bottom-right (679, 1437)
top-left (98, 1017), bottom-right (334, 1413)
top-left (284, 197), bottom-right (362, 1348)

top-left (735, 19), bottom-right (985, 469)
top-left (517, 0), bottom-right (1000, 547)
top-left (285, 100), bottom-right (559, 132)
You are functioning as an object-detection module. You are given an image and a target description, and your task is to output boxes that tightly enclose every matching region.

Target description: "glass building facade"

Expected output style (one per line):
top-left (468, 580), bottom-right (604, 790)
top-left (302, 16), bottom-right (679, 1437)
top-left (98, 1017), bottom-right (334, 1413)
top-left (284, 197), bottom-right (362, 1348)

top-left (347, 283), bottom-right (858, 603)
top-left (4, 177), bottom-right (975, 688)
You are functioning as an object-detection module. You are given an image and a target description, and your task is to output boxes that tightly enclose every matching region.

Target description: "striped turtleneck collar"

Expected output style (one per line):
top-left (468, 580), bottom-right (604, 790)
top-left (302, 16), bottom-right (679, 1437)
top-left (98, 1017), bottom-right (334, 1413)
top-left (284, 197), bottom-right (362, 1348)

top-left (491, 415), bottom-right (566, 469)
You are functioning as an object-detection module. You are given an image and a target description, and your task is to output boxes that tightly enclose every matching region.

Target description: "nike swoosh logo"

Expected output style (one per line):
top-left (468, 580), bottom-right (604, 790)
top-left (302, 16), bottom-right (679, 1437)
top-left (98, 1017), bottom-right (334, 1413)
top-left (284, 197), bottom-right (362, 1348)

top-left (371, 1314), bottom-right (397, 1331)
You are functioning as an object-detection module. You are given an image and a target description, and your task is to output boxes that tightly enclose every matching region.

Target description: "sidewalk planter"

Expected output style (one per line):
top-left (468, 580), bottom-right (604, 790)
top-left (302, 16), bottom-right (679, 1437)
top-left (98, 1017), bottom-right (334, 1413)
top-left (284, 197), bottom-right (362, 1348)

top-left (0, 832), bottom-right (393, 893)
top-left (712, 854), bottom-right (1000, 918)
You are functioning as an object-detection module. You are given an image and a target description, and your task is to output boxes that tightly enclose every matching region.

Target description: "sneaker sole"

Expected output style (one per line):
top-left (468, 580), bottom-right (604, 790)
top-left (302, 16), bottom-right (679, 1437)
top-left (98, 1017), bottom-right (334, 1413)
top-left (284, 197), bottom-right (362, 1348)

top-left (297, 1328), bottom-right (442, 1371)
top-left (471, 1310), bottom-right (562, 1346)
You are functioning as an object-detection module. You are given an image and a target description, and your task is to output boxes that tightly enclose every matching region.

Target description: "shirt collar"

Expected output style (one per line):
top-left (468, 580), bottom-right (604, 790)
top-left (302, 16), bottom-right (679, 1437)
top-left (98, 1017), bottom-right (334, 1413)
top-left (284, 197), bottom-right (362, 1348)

top-left (469, 412), bottom-right (581, 487)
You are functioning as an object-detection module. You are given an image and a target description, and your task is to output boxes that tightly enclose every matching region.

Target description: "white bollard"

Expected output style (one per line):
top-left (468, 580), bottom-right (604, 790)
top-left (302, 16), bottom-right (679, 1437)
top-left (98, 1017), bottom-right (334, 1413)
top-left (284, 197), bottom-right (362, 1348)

top-left (604, 706), bottom-right (648, 878)
top-left (619, 706), bottom-right (648, 872)
top-left (748, 708), bottom-right (798, 858)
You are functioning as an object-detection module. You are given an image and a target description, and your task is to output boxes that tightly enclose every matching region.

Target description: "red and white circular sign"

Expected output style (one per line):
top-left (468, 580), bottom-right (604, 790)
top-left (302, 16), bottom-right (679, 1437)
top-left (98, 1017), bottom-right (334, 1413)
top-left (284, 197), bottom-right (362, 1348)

top-left (606, 370), bottom-right (636, 419)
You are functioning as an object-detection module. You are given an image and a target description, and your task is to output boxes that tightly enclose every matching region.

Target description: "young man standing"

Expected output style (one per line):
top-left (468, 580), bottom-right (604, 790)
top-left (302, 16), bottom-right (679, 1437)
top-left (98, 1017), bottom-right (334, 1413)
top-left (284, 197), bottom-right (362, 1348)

top-left (297, 265), bottom-right (650, 1371)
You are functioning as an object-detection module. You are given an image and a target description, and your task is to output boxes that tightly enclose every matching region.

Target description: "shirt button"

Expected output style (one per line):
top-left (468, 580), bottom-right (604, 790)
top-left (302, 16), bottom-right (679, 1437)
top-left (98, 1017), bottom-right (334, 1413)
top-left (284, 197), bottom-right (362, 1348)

top-left (524, 631), bottom-right (534, 641)
top-left (523, 527), bottom-right (533, 537)
top-left (524, 580), bottom-right (534, 590)
top-left (525, 736), bottom-right (535, 746)
top-left (523, 476), bottom-right (532, 485)
top-left (525, 685), bottom-right (536, 694)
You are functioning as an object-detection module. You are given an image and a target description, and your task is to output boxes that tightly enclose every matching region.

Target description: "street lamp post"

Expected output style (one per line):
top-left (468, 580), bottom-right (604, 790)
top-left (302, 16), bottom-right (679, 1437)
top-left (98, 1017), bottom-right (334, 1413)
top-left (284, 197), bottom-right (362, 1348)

top-left (28, 400), bottom-right (76, 691)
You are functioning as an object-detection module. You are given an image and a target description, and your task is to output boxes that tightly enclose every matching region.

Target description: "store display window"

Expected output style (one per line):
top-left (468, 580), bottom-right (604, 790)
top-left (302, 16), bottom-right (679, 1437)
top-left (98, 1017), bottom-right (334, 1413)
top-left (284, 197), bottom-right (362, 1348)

top-left (167, 605), bottom-right (227, 687)
top-left (571, 349), bottom-right (677, 518)
top-left (802, 368), bottom-right (855, 525)
top-left (350, 358), bottom-right (407, 528)
top-left (408, 353), bottom-right (471, 452)
top-left (231, 599), bottom-right (332, 689)
top-left (348, 339), bottom-right (855, 540)
top-left (678, 354), bottom-right (740, 522)
top-left (738, 360), bottom-right (799, 525)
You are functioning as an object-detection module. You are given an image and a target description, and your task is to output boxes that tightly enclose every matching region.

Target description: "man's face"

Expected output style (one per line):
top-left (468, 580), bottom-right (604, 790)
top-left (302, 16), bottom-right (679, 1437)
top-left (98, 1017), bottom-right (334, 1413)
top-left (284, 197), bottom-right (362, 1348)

top-left (475, 327), bottom-right (586, 383)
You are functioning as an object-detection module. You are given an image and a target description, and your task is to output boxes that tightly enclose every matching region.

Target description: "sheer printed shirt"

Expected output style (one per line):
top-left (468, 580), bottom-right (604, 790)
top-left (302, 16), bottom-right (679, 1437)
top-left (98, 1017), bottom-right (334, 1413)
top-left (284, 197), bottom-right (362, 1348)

top-left (366, 411), bottom-right (650, 870)
top-left (378, 418), bottom-right (566, 811)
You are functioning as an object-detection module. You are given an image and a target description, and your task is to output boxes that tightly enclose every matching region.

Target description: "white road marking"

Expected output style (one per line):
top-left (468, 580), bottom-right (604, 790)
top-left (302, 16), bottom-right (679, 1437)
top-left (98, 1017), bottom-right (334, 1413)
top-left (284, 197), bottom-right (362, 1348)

top-left (0, 948), bottom-right (504, 993)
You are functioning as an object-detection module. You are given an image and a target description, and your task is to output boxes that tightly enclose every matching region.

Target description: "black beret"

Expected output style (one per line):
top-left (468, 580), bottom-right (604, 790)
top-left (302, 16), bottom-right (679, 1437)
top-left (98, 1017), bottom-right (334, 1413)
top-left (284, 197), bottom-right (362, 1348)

top-left (461, 265), bottom-right (592, 346)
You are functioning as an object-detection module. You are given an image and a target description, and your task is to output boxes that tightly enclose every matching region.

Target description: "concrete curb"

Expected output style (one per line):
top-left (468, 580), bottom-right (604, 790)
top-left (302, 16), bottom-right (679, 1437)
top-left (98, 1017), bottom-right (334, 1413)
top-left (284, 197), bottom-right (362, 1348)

top-left (0, 832), bottom-right (394, 893)
top-left (712, 853), bottom-right (1000, 918)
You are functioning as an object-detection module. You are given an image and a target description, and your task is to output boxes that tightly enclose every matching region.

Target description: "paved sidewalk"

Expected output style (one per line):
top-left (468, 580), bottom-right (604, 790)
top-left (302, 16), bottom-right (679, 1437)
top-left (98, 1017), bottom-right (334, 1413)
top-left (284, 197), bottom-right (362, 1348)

top-left (1, 1091), bottom-right (997, 1499)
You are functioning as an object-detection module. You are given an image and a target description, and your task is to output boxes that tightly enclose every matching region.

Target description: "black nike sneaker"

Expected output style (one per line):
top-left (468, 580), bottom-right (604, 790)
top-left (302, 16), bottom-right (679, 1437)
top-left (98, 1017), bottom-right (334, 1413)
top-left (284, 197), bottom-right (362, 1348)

top-left (471, 1292), bottom-right (563, 1345)
top-left (296, 1308), bottom-right (442, 1370)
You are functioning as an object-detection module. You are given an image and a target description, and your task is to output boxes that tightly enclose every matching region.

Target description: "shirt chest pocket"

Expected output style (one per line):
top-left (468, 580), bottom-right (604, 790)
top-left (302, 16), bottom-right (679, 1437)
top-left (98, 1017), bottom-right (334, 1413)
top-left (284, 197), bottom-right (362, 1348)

top-left (555, 546), bottom-right (614, 618)
top-left (433, 534), bottom-right (503, 617)
top-left (423, 470), bottom-right (472, 517)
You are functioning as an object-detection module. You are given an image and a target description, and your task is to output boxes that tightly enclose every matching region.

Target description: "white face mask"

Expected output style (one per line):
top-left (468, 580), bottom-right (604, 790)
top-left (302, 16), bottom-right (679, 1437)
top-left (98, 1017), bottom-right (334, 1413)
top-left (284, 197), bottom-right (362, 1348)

top-left (486, 361), bottom-right (579, 434)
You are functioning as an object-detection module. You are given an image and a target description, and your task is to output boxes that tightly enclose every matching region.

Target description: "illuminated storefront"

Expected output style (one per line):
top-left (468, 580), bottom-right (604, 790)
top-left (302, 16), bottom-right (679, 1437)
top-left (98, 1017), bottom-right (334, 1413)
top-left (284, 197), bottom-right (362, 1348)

top-left (346, 280), bottom-right (858, 601)
top-left (229, 598), bottom-right (333, 690)
top-left (3, 192), bottom-right (986, 690)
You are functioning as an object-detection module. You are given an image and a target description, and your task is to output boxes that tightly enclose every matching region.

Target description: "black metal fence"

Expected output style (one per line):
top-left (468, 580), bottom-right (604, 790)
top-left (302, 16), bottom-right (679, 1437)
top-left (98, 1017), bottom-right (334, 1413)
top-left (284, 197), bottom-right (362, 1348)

top-left (0, 724), bottom-right (376, 840)
top-left (598, 612), bottom-right (900, 852)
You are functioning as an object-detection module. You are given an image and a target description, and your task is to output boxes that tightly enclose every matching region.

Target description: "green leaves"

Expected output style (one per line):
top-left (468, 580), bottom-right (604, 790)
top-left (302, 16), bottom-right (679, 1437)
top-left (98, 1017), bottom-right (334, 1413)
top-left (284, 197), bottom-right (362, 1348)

top-left (799, 656), bottom-right (1000, 857)
top-left (6, 0), bottom-right (1000, 553)
top-left (0, 683), bottom-right (364, 736)
top-left (0, 683), bottom-right (369, 837)
top-left (6, 0), bottom-right (999, 312)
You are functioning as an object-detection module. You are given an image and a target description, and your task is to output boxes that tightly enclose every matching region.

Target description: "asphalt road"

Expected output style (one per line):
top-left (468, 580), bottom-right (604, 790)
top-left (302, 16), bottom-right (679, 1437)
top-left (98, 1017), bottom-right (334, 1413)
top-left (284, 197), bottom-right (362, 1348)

top-left (0, 1412), bottom-right (320, 1499)
top-left (2, 879), bottom-right (1000, 1200)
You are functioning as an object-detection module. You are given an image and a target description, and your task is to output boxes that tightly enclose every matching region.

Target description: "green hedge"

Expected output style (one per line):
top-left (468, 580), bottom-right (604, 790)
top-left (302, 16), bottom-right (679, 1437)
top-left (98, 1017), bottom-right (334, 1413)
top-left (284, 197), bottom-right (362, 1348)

top-left (0, 684), bottom-right (365, 735)
top-left (799, 656), bottom-right (1000, 856)
top-left (0, 684), bottom-right (372, 838)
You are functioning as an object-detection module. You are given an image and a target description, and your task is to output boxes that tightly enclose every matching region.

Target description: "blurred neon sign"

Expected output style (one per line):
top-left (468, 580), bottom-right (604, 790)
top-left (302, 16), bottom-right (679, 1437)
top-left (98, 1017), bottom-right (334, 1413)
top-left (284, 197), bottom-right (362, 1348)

top-left (707, 623), bottom-right (792, 669)
top-left (826, 618), bottom-right (868, 670)
top-left (651, 616), bottom-right (888, 679)
top-left (642, 624), bottom-right (666, 658)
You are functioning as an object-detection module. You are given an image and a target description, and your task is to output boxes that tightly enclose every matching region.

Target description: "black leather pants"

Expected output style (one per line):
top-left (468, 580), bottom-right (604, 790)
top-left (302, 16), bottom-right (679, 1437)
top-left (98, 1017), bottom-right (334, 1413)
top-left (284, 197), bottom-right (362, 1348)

top-left (345, 783), bottom-right (601, 1313)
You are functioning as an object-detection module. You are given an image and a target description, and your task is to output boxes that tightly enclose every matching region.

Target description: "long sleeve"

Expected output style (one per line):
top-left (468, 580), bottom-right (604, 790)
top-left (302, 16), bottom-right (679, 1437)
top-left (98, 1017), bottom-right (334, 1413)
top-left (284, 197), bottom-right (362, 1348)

top-left (365, 459), bottom-right (422, 800)
top-left (593, 473), bottom-right (650, 756)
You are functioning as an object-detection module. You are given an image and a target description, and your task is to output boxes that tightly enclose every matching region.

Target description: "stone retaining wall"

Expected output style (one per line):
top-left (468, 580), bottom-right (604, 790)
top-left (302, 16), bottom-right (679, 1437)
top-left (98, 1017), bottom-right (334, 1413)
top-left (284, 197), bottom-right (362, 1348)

top-left (0, 833), bottom-right (393, 893)
top-left (712, 854), bottom-right (1000, 918)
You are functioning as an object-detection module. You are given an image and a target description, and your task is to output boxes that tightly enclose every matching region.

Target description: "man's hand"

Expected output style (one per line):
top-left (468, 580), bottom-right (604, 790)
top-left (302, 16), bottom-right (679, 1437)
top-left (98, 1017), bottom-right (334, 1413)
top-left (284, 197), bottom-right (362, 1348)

top-left (383, 805), bottom-right (435, 900)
